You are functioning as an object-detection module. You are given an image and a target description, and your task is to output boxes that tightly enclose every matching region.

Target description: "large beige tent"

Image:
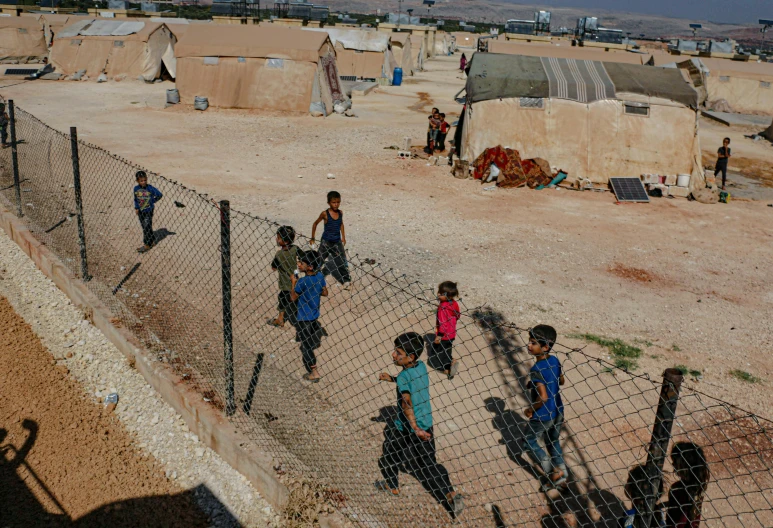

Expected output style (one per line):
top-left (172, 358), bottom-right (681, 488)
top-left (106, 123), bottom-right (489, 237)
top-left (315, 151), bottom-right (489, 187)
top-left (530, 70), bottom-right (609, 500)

top-left (409, 34), bottom-right (424, 71)
top-left (174, 25), bottom-right (347, 114)
top-left (0, 16), bottom-right (47, 63)
top-left (303, 27), bottom-right (396, 82)
top-left (649, 52), bottom-right (773, 115)
top-left (50, 20), bottom-right (176, 81)
top-left (389, 32), bottom-right (413, 75)
top-left (461, 53), bottom-right (702, 186)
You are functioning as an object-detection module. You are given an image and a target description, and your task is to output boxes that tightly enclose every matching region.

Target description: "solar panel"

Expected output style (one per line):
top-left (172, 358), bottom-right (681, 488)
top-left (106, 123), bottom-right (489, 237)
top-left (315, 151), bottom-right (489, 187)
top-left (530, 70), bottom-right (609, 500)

top-left (4, 69), bottom-right (38, 76)
top-left (609, 177), bottom-right (650, 203)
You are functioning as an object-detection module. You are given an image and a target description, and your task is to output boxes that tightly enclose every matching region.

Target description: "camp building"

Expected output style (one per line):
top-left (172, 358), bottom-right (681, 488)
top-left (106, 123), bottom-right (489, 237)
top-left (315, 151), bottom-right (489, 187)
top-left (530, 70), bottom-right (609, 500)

top-left (174, 25), bottom-right (347, 114)
top-left (460, 53), bottom-right (702, 185)
top-left (50, 19), bottom-right (176, 81)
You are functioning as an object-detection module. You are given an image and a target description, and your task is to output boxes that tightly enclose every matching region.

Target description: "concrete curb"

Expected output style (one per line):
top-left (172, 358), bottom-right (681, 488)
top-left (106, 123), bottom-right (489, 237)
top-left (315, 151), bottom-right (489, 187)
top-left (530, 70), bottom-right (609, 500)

top-left (0, 204), bottom-right (290, 512)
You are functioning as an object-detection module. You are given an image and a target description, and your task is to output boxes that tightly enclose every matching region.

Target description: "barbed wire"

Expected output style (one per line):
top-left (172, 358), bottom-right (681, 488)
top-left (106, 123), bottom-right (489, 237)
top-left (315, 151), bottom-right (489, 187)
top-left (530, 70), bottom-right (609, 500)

top-left (1, 104), bottom-right (771, 528)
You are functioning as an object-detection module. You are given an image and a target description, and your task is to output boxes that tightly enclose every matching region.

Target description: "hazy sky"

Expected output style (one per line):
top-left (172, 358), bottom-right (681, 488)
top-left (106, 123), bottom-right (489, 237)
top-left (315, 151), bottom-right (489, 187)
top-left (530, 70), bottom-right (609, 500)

top-left (512, 0), bottom-right (771, 24)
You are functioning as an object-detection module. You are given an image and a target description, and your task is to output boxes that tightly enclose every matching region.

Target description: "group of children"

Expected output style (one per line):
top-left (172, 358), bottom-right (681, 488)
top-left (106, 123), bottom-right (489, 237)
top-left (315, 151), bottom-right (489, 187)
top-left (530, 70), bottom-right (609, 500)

top-left (133, 171), bottom-right (710, 525)
top-left (426, 107), bottom-right (451, 154)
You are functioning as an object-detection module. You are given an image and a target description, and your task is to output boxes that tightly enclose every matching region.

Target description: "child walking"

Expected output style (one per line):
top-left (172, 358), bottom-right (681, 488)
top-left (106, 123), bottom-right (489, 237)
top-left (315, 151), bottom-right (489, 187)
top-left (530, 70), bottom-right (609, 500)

top-left (133, 170), bottom-right (163, 253)
top-left (714, 137), bottom-right (731, 190)
top-left (665, 442), bottom-right (710, 528)
top-left (523, 324), bottom-right (567, 490)
top-left (270, 225), bottom-right (300, 328)
top-left (291, 250), bottom-right (327, 382)
top-left (376, 332), bottom-right (465, 518)
top-left (433, 281), bottom-right (460, 380)
top-left (311, 191), bottom-right (351, 285)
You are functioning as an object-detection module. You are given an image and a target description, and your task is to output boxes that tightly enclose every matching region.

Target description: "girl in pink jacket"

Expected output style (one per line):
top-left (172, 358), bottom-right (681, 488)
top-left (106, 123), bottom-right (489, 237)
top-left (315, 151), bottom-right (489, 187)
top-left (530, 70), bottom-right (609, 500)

top-left (434, 281), bottom-right (461, 380)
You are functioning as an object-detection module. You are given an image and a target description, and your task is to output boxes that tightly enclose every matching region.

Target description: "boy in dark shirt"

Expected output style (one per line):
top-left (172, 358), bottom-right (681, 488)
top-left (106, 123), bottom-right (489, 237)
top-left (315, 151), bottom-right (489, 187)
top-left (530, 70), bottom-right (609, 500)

top-left (270, 225), bottom-right (300, 328)
top-left (133, 170), bottom-right (163, 253)
top-left (523, 324), bottom-right (567, 490)
top-left (714, 137), bottom-right (731, 190)
top-left (291, 250), bottom-right (327, 382)
top-left (376, 332), bottom-right (464, 518)
top-left (310, 191), bottom-right (350, 285)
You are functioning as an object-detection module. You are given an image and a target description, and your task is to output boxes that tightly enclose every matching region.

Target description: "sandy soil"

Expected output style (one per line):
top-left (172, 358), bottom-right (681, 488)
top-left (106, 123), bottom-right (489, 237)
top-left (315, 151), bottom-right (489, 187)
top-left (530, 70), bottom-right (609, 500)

top-left (1, 55), bottom-right (772, 416)
top-left (0, 295), bottom-right (208, 527)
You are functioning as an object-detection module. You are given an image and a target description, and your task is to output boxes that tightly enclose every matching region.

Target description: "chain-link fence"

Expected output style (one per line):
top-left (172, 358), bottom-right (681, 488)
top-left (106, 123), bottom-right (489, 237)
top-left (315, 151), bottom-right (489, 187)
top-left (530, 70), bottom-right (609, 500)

top-left (1, 101), bottom-right (771, 528)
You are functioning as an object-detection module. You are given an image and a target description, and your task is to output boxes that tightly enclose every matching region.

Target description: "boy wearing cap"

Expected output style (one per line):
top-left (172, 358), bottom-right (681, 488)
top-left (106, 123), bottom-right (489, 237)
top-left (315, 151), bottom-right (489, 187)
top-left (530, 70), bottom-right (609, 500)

top-left (376, 332), bottom-right (464, 518)
top-left (524, 324), bottom-right (567, 490)
top-left (291, 250), bottom-right (327, 382)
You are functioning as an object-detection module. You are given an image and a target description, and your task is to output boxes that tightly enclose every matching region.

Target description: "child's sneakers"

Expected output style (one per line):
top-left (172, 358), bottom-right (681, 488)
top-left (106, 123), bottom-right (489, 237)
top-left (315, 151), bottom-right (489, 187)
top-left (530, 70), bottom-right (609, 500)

top-left (448, 360), bottom-right (460, 380)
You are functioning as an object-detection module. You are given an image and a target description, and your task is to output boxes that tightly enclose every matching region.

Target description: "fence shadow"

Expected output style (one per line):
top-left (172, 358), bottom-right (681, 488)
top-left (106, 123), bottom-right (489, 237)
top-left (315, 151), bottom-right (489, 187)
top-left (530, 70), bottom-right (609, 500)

top-left (1, 420), bottom-right (227, 527)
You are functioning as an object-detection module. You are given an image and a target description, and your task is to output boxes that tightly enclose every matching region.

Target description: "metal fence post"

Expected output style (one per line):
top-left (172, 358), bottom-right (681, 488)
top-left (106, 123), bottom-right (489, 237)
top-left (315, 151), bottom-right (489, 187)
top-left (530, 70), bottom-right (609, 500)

top-left (636, 368), bottom-right (684, 528)
top-left (69, 127), bottom-right (90, 282)
top-left (220, 200), bottom-right (235, 416)
top-left (8, 100), bottom-right (22, 217)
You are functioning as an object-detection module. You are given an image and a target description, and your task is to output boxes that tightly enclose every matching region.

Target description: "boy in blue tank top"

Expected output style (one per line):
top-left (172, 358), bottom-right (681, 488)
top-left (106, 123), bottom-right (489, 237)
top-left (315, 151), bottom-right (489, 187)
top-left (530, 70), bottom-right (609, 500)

top-left (310, 191), bottom-right (351, 285)
top-left (523, 324), bottom-right (567, 490)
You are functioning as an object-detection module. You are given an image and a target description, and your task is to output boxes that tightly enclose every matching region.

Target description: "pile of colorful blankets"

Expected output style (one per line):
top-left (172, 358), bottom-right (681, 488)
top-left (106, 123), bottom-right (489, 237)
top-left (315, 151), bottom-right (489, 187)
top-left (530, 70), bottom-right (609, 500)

top-left (473, 146), bottom-right (555, 189)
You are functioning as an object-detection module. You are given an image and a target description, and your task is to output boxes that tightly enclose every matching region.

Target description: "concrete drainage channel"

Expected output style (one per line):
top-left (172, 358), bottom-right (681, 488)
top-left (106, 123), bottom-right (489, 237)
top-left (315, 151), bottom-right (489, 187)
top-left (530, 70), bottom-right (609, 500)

top-left (0, 207), bottom-right (287, 527)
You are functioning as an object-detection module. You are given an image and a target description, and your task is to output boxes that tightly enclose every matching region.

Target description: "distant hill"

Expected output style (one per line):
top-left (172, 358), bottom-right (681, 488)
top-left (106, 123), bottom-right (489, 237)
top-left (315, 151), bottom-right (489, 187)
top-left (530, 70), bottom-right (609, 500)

top-left (321, 0), bottom-right (754, 38)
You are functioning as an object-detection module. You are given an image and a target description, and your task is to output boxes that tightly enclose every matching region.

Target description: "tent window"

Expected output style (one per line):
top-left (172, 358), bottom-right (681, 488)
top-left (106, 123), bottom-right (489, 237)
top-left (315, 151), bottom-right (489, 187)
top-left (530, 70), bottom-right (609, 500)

top-left (237, 57), bottom-right (246, 63)
top-left (519, 97), bottom-right (543, 109)
top-left (719, 76), bottom-right (730, 82)
top-left (113, 40), bottom-right (124, 47)
top-left (203, 57), bottom-right (219, 65)
top-left (266, 58), bottom-right (284, 69)
top-left (70, 39), bottom-right (82, 46)
top-left (624, 102), bottom-right (649, 117)
top-left (761, 81), bottom-right (771, 89)
top-left (355, 50), bottom-right (364, 54)
top-left (18, 28), bottom-right (28, 34)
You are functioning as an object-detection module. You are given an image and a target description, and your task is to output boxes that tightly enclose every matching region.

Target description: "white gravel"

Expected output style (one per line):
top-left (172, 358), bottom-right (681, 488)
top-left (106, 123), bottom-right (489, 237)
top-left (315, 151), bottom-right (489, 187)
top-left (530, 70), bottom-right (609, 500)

top-left (0, 228), bottom-right (280, 528)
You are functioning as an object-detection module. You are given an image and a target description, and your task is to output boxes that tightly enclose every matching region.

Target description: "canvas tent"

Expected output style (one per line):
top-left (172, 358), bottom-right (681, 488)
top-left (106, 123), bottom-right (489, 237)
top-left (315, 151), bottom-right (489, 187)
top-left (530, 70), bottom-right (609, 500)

top-left (174, 25), bottom-right (347, 114)
top-left (460, 53), bottom-right (702, 186)
top-left (649, 53), bottom-right (773, 115)
top-left (389, 32), bottom-right (413, 76)
top-left (50, 20), bottom-right (176, 80)
top-left (0, 16), bottom-right (47, 63)
top-left (409, 33), bottom-right (424, 71)
top-left (763, 122), bottom-right (773, 142)
top-left (304, 27), bottom-right (396, 82)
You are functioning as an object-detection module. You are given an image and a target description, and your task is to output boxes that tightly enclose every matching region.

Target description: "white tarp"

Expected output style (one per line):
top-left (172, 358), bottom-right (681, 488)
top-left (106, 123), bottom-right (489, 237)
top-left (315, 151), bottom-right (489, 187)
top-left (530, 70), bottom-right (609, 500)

top-left (58, 19), bottom-right (145, 38)
top-left (303, 27), bottom-right (389, 52)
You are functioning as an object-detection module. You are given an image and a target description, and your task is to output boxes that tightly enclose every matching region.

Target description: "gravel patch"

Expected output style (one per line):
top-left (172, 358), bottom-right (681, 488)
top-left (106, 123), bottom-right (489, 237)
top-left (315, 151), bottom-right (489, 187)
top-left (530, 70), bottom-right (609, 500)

top-left (0, 228), bottom-right (279, 528)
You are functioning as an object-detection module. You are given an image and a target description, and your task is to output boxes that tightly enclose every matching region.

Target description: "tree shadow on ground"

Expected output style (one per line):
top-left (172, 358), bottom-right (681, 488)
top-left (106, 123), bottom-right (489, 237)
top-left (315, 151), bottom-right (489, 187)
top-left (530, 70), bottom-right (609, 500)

top-left (1, 420), bottom-right (232, 528)
top-left (473, 308), bottom-right (628, 528)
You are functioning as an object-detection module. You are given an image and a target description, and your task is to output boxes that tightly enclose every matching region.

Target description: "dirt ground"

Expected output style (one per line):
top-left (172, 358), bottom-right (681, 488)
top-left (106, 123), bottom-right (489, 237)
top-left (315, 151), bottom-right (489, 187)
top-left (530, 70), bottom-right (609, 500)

top-left (1, 53), bottom-right (772, 418)
top-left (0, 295), bottom-right (209, 527)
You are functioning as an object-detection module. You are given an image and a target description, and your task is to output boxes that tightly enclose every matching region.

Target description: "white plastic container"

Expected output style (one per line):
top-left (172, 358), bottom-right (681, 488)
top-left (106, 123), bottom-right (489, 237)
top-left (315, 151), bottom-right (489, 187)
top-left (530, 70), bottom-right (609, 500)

top-left (676, 174), bottom-right (691, 188)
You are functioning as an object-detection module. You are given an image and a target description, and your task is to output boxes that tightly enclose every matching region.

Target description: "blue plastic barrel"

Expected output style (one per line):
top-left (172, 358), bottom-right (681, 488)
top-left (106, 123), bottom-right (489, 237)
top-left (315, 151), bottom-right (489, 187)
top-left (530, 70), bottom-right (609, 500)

top-left (393, 67), bottom-right (403, 86)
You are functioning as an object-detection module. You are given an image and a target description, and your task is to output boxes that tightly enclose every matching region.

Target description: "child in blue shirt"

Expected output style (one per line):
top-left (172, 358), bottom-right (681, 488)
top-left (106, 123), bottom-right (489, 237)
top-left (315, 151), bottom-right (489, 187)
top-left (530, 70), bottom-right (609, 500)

top-left (523, 324), bottom-right (567, 490)
top-left (133, 170), bottom-right (163, 253)
top-left (291, 250), bottom-right (327, 382)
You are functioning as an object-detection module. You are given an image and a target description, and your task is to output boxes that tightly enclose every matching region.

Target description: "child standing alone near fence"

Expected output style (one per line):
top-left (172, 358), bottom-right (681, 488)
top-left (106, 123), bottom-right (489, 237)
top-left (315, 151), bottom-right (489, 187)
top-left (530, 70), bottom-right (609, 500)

top-left (311, 191), bottom-right (351, 285)
top-left (133, 170), bottom-right (163, 253)
top-left (269, 225), bottom-right (300, 328)
top-left (291, 250), bottom-right (327, 383)
top-left (523, 324), bottom-right (567, 491)
top-left (433, 281), bottom-right (460, 380)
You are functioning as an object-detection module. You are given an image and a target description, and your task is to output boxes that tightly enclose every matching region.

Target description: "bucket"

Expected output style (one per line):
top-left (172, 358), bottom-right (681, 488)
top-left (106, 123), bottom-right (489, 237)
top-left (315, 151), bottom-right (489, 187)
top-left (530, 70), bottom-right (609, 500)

top-left (676, 174), bottom-right (690, 188)
top-left (193, 96), bottom-right (208, 111)
top-left (166, 88), bottom-right (180, 105)
top-left (393, 67), bottom-right (403, 87)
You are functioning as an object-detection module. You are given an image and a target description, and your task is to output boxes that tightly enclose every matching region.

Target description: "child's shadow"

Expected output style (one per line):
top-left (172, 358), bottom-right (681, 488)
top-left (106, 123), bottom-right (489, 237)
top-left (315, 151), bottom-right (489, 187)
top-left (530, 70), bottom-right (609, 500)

top-left (152, 228), bottom-right (176, 246)
top-left (423, 333), bottom-right (447, 374)
top-left (484, 396), bottom-right (541, 480)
